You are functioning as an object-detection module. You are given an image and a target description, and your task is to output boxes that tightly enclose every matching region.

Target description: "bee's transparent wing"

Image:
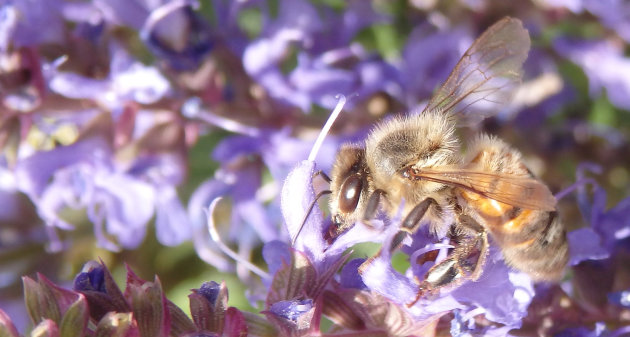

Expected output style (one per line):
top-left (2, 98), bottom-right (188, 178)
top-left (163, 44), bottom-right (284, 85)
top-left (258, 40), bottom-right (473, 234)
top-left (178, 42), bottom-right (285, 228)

top-left (409, 167), bottom-right (556, 211)
top-left (423, 17), bottom-right (530, 126)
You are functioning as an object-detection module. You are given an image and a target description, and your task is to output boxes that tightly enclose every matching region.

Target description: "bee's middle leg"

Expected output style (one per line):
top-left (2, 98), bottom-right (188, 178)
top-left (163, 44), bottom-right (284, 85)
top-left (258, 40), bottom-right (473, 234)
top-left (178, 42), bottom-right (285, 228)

top-left (387, 198), bottom-right (438, 253)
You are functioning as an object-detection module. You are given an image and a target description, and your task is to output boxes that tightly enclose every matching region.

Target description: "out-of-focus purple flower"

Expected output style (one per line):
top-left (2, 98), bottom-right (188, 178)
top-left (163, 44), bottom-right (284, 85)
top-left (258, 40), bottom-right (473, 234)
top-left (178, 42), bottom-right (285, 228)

top-left (541, 0), bottom-right (630, 43)
top-left (568, 227), bottom-right (609, 265)
top-left (574, 165), bottom-right (630, 249)
top-left (50, 43), bottom-right (171, 112)
top-left (186, 97), bottom-right (347, 274)
top-left (140, 1), bottom-right (215, 71)
top-left (92, 0), bottom-right (153, 30)
top-left (0, 0), bottom-right (66, 48)
top-left (265, 299), bottom-right (315, 334)
top-left (339, 258), bottom-right (368, 290)
top-left (0, 48), bottom-right (46, 112)
top-left (583, 0), bottom-right (630, 43)
top-left (10, 111), bottom-right (191, 251)
top-left (242, 0), bottom-right (395, 111)
top-left (401, 24), bottom-right (468, 106)
top-left (554, 38), bottom-right (630, 111)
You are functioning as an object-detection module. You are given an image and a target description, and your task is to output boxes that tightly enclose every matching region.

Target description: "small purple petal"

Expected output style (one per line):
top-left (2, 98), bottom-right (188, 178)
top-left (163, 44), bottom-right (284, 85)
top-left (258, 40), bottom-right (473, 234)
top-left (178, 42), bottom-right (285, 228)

top-left (402, 26), bottom-right (468, 101)
top-left (538, 0), bottom-right (584, 12)
top-left (262, 240), bottom-right (292, 277)
top-left (235, 199), bottom-right (278, 243)
top-left (608, 290), bottom-right (630, 308)
top-left (141, 2), bottom-right (214, 71)
top-left (15, 137), bottom-right (112, 197)
top-left (93, 0), bottom-right (150, 30)
top-left (450, 251), bottom-right (534, 327)
top-left (554, 38), bottom-right (630, 111)
top-left (584, 0), bottom-right (630, 43)
top-left (339, 258), bottom-right (367, 290)
top-left (213, 135), bottom-right (264, 163)
top-left (568, 228), bottom-right (610, 265)
top-left (198, 281), bottom-right (221, 304)
top-left (92, 172), bottom-right (156, 249)
top-left (280, 160), bottom-right (326, 260)
top-left (73, 261), bottom-right (106, 293)
top-left (49, 72), bottom-right (110, 101)
top-left (288, 54), bottom-right (356, 108)
top-left (5, 0), bottom-right (66, 47)
top-left (154, 185), bottom-right (192, 246)
top-left (360, 255), bottom-right (417, 306)
top-left (268, 299), bottom-right (313, 322)
top-left (110, 54), bottom-right (170, 104)
top-left (0, 5), bottom-right (18, 51)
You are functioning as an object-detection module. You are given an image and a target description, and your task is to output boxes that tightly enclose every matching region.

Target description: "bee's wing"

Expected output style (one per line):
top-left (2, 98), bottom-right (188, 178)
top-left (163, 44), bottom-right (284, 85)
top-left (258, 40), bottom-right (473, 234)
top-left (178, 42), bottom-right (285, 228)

top-left (410, 167), bottom-right (556, 211)
top-left (423, 17), bottom-right (531, 126)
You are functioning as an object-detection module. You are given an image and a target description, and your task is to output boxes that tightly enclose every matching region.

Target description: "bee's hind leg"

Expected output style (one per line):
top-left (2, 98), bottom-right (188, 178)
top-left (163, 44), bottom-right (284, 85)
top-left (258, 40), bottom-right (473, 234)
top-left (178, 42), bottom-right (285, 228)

top-left (408, 214), bottom-right (489, 306)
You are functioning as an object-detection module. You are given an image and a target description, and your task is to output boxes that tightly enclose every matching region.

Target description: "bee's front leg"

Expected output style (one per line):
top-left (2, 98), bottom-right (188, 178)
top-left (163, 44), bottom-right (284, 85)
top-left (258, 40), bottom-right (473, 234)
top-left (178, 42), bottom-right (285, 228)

top-left (362, 189), bottom-right (386, 221)
top-left (408, 215), bottom-right (489, 306)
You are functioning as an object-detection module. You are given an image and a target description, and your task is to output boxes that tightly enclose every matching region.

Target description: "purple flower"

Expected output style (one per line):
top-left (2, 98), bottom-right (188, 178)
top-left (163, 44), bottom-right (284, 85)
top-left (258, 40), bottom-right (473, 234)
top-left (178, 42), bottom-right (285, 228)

top-left (554, 38), bottom-right (630, 111)
top-left (242, 0), bottom-right (394, 111)
top-left (0, 0), bottom-right (66, 48)
top-left (139, 1), bottom-right (215, 70)
top-left (541, 0), bottom-right (630, 43)
top-left (267, 298), bottom-right (314, 323)
top-left (400, 24), bottom-right (468, 105)
top-left (10, 110), bottom-right (191, 251)
top-left (49, 43), bottom-right (171, 112)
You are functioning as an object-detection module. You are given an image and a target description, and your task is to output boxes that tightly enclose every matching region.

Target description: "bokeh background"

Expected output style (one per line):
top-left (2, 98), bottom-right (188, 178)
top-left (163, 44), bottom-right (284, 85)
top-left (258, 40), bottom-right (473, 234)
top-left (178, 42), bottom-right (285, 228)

top-left (1, 0), bottom-right (629, 334)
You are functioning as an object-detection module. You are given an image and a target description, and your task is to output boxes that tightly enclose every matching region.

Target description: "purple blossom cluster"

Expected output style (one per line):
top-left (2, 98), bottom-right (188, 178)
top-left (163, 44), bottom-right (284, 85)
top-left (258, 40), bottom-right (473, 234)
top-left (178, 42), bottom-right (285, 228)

top-left (1, 0), bottom-right (630, 336)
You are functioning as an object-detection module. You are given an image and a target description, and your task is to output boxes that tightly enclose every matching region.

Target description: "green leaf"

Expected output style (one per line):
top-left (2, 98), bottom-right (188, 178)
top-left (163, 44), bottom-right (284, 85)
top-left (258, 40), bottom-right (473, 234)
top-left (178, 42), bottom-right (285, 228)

top-left (30, 320), bottom-right (60, 337)
top-left (23, 277), bottom-right (61, 325)
top-left (241, 312), bottom-right (277, 337)
top-left (94, 312), bottom-right (139, 337)
top-left (266, 250), bottom-right (316, 305)
top-left (589, 92), bottom-right (616, 127)
top-left (59, 295), bottom-right (89, 337)
top-left (166, 300), bottom-right (196, 337)
top-left (128, 278), bottom-right (169, 337)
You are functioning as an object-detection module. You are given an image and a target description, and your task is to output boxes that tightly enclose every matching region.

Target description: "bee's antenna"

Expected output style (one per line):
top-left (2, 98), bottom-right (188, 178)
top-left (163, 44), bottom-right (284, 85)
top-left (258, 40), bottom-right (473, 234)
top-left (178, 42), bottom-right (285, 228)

top-left (292, 189), bottom-right (332, 246)
top-left (308, 95), bottom-right (346, 162)
top-left (313, 170), bottom-right (332, 183)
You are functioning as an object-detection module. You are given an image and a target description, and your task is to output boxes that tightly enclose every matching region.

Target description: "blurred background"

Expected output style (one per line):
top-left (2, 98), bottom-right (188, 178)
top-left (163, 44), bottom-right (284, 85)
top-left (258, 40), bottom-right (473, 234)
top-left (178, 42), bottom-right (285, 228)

top-left (1, 0), bottom-right (629, 333)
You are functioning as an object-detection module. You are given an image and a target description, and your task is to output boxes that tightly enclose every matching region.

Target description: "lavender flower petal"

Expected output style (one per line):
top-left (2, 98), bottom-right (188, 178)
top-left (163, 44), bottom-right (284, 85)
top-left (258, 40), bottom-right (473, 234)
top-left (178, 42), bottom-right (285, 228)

top-left (93, 0), bottom-right (150, 30)
top-left (339, 258), bottom-right (367, 290)
top-left (154, 185), bottom-right (192, 246)
top-left (280, 160), bottom-right (326, 260)
top-left (554, 38), bottom-right (630, 110)
top-left (568, 228), bottom-right (609, 265)
top-left (4, 0), bottom-right (65, 47)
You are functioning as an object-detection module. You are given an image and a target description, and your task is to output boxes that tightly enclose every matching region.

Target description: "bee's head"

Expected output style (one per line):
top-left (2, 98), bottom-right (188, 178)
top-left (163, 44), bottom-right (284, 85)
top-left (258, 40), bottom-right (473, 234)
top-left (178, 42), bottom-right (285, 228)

top-left (327, 144), bottom-right (371, 242)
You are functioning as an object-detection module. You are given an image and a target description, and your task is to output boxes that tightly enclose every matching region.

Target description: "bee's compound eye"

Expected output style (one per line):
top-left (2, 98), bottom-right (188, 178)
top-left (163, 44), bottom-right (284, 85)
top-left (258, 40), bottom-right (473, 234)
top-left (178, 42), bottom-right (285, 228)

top-left (339, 174), bottom-right (363, 213)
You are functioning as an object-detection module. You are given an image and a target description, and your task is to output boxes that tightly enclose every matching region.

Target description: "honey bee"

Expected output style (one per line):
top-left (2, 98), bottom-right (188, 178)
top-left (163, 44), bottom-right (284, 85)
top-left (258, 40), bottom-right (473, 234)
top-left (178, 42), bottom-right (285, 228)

top-left (326, 17), bottom-right (569, 297)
